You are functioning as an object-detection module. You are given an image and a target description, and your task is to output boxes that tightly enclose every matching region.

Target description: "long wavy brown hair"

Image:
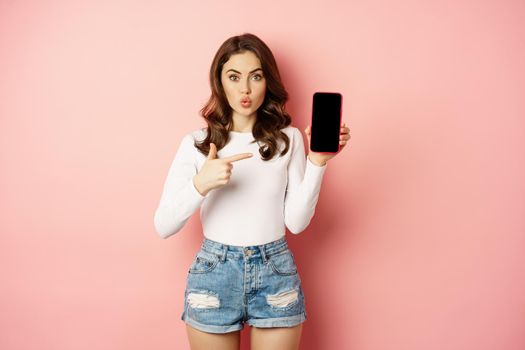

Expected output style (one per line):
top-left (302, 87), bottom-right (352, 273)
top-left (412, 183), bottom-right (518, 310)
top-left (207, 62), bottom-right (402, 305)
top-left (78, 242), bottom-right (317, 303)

top-left (194, 33), bottom-right (293, 161)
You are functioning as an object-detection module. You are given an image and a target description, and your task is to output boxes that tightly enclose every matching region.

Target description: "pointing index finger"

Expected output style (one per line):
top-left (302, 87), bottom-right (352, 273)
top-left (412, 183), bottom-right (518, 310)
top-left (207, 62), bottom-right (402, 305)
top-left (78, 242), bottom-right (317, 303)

top-left (223, 152), bottom-right (254, 163)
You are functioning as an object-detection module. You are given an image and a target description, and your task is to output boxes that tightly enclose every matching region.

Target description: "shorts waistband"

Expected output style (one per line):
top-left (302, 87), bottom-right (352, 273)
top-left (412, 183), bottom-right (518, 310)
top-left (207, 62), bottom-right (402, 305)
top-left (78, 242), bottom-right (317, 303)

top-left (200, 236), bottom-right (289, 263)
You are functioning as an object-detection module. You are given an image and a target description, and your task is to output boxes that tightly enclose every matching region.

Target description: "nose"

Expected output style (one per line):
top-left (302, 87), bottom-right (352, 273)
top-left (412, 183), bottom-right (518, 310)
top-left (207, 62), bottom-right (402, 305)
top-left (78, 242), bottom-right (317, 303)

top-left (240, 77), bottom-right (251, 94)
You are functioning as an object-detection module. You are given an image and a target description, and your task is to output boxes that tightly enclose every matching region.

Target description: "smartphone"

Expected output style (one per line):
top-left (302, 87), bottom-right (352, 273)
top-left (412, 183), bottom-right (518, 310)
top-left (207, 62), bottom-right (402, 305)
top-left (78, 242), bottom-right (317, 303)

top-left (310, 92), bottom-right (342, 153)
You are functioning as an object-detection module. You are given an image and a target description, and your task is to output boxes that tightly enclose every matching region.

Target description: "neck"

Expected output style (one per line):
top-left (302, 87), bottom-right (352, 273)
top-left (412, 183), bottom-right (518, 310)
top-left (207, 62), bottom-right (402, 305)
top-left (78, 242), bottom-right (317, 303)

top-left (230, 112), bottom-right (256, 132)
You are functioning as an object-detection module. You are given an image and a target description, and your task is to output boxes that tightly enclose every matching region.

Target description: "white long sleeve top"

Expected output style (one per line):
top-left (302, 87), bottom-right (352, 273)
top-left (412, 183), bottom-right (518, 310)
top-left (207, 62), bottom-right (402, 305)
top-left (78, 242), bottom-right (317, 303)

top-left (153, 125), bottom-right (327, 246)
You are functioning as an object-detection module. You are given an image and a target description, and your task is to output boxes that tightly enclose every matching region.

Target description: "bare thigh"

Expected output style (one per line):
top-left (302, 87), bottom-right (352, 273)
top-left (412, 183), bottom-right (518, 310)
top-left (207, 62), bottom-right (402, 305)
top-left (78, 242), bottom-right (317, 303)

top-left (250, 323), bottom-right (303, 350)
top-left (186, 324), bottom-right (240, 350)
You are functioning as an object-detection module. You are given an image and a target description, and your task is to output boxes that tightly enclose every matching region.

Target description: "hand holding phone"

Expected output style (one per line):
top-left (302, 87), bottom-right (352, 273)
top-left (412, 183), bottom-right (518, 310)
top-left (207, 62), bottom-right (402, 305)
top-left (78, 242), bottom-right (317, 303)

top-left (310, 92), bottom-right (343, 153)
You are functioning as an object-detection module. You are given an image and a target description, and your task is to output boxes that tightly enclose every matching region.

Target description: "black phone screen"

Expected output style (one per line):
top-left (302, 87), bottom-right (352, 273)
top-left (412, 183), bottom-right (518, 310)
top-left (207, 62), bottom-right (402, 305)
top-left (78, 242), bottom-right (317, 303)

top-left (310, 92), bottom-right (342, 153)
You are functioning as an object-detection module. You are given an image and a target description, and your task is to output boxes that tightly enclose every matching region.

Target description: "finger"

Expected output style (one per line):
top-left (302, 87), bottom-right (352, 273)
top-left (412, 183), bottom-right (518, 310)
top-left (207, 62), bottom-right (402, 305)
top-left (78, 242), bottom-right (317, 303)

top-left (208, 143), bottom-right (217, 159)
top-left (224, 152), bottom-right (254, 162)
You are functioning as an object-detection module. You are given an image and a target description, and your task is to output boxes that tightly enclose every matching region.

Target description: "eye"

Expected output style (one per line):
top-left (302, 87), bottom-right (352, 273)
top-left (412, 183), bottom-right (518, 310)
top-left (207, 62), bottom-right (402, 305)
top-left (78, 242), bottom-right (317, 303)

top-left (228, 75), bottom-right (238, 81)
top-left (252, 74), bottom-right (263, 81)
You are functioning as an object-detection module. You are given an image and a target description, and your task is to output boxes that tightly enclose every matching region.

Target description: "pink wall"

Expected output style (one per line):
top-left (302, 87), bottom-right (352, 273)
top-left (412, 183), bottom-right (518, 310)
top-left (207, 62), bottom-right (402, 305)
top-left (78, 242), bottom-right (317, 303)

top-left (1, 0), bottom-right (524, 349)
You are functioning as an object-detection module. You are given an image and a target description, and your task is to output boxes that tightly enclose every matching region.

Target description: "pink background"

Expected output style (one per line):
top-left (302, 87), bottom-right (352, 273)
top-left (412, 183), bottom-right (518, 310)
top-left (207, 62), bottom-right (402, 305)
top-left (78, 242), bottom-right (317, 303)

top-left (1, 0), bottom-right (524, 349)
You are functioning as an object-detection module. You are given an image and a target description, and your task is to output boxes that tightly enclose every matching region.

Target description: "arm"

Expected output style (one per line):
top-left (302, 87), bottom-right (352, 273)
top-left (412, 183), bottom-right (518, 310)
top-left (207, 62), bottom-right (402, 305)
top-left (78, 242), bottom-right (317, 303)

top-left (153, 134), bottom-right (208, 239)
top-left (284, 128), bottom-right (328, 234)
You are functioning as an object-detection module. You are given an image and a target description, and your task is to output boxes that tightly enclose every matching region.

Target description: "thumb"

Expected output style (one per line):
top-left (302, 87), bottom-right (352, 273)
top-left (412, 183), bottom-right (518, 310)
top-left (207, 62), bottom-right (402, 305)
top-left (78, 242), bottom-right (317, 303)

top-left (305, 125), bottom-right (311, 140)
top-left (304, 126), bottom-right (311, 150)
top-left (207, 142), bottom-right (218, 160)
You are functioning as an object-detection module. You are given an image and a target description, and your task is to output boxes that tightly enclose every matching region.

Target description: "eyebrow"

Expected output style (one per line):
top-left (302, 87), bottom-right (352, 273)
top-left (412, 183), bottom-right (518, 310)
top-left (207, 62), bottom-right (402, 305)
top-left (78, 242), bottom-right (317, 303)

top-left (226, 68), bottom-right (263, 74)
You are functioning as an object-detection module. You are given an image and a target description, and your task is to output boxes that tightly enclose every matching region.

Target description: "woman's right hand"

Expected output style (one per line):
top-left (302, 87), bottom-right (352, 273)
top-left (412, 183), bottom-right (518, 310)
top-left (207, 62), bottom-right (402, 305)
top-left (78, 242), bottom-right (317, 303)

top-left (192, 142), bottom-right (253, 196)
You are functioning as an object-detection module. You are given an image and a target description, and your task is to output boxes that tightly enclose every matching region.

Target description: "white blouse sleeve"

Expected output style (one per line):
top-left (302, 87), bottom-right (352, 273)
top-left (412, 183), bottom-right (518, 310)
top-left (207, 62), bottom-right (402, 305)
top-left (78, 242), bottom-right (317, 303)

top-left (153, 134), bottom-right (208, 239)
top-left (284, 127), bottom-right (328, 234)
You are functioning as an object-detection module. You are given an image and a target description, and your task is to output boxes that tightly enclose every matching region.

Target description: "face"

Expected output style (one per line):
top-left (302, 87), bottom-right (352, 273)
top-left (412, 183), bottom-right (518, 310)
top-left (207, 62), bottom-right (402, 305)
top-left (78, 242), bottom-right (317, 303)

top-left (220, 50), bottom-right (267, 122)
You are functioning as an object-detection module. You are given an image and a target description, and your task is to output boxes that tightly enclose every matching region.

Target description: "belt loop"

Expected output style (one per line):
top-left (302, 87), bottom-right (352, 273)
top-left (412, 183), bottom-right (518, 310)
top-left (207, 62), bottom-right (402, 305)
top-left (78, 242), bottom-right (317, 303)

top-left (220, 244), bottom-right (228, 262)
top-left (259, 244), bottom-right (268, 263)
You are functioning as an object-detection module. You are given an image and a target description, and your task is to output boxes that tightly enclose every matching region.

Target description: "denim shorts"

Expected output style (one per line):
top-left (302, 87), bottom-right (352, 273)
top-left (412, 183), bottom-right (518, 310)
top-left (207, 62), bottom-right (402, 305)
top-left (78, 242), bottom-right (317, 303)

top-left (180, 236), bottom-right (307, 334)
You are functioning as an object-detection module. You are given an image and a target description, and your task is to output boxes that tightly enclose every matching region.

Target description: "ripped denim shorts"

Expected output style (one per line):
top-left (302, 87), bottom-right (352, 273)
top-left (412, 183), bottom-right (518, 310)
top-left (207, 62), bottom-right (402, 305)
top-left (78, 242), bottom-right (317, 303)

top-left (180, 236), bottom-right (307, 334)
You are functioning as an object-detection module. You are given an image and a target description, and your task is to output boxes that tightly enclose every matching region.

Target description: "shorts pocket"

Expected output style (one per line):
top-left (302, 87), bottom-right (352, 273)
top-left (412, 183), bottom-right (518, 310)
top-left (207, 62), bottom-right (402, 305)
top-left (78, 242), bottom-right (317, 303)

top-left (189, 250), bottom-right (220, 274)
top-left (268, 249), bottom-right (298, 276)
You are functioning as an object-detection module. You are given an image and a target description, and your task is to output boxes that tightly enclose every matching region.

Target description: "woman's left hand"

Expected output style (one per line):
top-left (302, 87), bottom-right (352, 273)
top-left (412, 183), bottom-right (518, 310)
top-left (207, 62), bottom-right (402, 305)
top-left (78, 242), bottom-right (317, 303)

top-left (305, 122), bottom-right (351, 166)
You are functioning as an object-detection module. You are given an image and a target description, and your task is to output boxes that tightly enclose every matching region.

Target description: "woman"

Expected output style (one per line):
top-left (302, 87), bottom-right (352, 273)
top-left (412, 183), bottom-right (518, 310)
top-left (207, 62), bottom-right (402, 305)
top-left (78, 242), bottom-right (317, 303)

top-left (154, 33), bottom-right (351, 350)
